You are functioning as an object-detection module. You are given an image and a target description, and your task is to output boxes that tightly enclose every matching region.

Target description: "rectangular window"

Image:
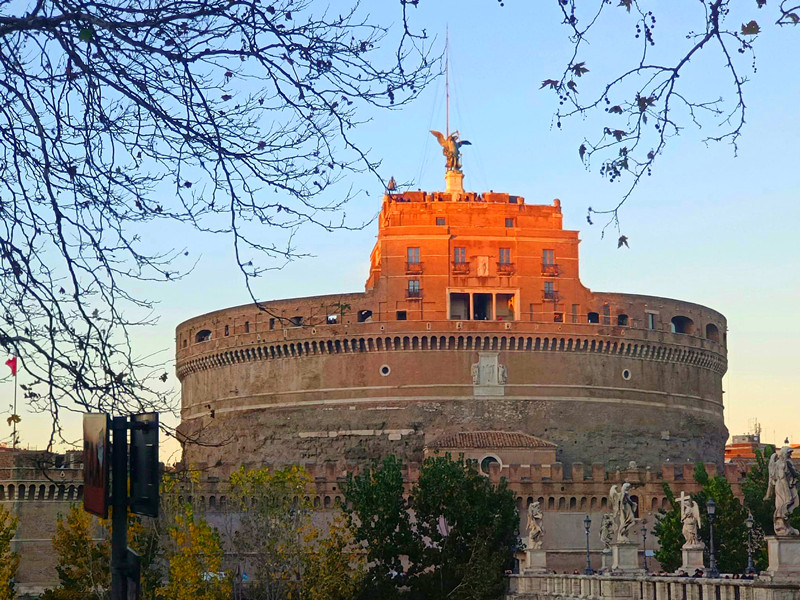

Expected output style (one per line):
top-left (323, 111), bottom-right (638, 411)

top-left (224, 325), bottom-right (230, 336)
top-left (396, 310), bottom-right (407, 321)
top-left (454, 247), bottom-right (466, 264)
top-left (602, 304), bottom-right (610, 325)
top-left (326, 314), bottom-right (338, 324)
top-left (499, 248), bottom-right (511, 264)
top-left (269, 318), bottom-right (276, 330)
top-left (572, 304), bottom-right (580, 324)
top-left (408, 279), bottom-right (420, 294)
top-left (553, 312), bottom-right (564, 323)
top-left (505, 217), bottom-right (514, 228)
top-left (244, 321), bottom-right (250, 333)
top-left (542, 249), bottom-right (555, 265)
top-left (407, 247), bottom-right (420, 264)
top-left (436, 217), bottom-right (446, 226)
top-left (647, 313), bottom-right (656, 330)
top-left (544, 281), bottom-right (554, 294)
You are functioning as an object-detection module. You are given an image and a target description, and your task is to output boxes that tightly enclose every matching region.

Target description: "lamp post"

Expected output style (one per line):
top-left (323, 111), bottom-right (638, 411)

top-left (641, 523), bottom-right (649, 573)
top-left (706, 497), bottom-right (720, 578)
top-left (745, 511), bottom-right (756, 576)
top-left (584, 515), bottom-right (594, 575)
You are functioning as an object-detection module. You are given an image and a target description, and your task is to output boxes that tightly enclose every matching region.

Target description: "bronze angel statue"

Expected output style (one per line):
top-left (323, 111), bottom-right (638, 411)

top-left (430, 130), bottom-right (471, 172)
top-left (764, 446), bottom-right (800, 536)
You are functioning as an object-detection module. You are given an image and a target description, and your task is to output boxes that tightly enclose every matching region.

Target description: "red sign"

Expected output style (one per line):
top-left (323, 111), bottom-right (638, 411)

top-left (83, 413), bottom-right (109, 517)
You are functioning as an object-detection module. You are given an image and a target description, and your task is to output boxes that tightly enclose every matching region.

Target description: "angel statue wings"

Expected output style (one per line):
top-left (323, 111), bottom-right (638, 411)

top-left (527, 501), bottom-right (544, 550)
top-left (609, 482), bottom-right (637, 543)
top-left (430, 130), bottom-right (471, 172)
top-left (764, 446), bottom-right (800, 536)
top-left (680, 496), bottom-right (703, 548)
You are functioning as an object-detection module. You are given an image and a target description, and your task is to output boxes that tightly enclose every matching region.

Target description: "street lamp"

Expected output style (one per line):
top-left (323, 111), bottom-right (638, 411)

top-left (584, 515), bottom-right (594, 575)
top-left (641, 523), bottom-right (649, 573)
top-left (706, 497), bottom-right (720, 578)
top-left (745, 511), bottom-right (756, 576)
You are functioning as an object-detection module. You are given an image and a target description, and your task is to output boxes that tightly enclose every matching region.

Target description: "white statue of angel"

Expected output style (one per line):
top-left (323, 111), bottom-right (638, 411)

top-left (527, 501), bottom-right (544, 549)
top-left (609, 482), bottom-right (637, 543)
top-left (764, 446), bottom-right (800, 536)
top-left (680, 495), bottom-right (703, 548)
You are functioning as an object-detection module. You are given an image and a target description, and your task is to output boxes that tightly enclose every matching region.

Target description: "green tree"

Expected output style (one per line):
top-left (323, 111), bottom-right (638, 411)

top-left (652, 484), bottom-right (682, 572)
top-left (0, 504), bottom-right (19, 600)
top-left (345, 454), bottom-right (519, 600)
top-left (42, 505), bottom-right (110, 600)
top-left (692, 463), bottom-right (748, 574)
top-left (344, 455), bottom-right (416, 600)
top-left (225, 464), bottom-right (312, 600)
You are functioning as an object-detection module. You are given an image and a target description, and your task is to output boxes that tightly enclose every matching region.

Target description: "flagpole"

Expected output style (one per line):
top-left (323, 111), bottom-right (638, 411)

top-left (12, 370), bottom-right (17, 449)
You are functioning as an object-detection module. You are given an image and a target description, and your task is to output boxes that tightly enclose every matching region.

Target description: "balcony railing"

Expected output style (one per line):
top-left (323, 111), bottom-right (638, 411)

top-left (451, 261), bottom-right (470, 274)
top-left (497, 262), bottom-right (516, 275)
top-left (406, 288), bottom-right (423, 300)
top-left (541, 263), bottom-right (560, 277)
top-left (405, 261), bottom-right (424, 274)
top-left (543, 290), bottom-right (560, 302)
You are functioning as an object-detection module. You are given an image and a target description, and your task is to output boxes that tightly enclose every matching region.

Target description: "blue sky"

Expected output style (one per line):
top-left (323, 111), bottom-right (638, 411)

top-left (2, 1), bottom-right (798, 459)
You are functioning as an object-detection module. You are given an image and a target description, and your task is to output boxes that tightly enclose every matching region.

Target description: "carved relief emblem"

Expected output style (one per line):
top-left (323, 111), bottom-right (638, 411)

top-left (471, 352), bottom-right (507, 389)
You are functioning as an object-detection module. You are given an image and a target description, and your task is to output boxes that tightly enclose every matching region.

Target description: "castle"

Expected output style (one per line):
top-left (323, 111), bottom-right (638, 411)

top-left (176, 143), bottom-right (732, 569)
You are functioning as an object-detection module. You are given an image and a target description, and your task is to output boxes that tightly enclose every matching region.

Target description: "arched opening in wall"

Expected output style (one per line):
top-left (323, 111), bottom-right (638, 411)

top-left (0, 486), bottom-right (4, 501)
top-left (8, 485), bottom-right (14, 500)
top-left (706, 323), bottom-right (720, 342)
top-left (538, 497), bottom-right (544, 505)
top-left (601, 497), bottom-right (607, 508)
top-left (617, 314), bottom-right (629, 326)
top-left (18, 485), bottom-right (25, 500)
top-left (324, 496), bottom-right (331, 508)
top-left (587, 312), bottom-right (599, 324)
top-left (579, 497), bottom-right (587, 509)
top-left (630, 495), bottom-right (640, 518)
top-left (195, 329), bottom-right (212, 343)
top-left (548, 497), bottom-right (555, 510)
top-left (558, 497), bottom-right (566, 510)
top-left (662, 498), bottom-right (671, 510)
top-left (651, 497), bottom-right (658, 510)
top-left (569, 497), bottom-right (577, 510)
top-left (313, 496), bottom-right (321, 508)
top-left (590, 497), bottom-right (597, 509)
top-left (670, 316), bottom-right (694, 334)
top-left (480, 455), bottom-right (501, 475)
top-left (48, 485), bottom-right (55, 500)
top-left (357, 310), bottom-right (373, 323)
top-left (39, 484), bottom-right (46, 500)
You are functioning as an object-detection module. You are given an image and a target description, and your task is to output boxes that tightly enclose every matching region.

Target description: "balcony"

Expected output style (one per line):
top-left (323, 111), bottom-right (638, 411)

top-left (405, 262), bottom-right (424, 275)
top-left (497, 262), bottom-right (516, 276)
top-left (406, 288), bottom-right (423, 300)
top-left (451, 261), bottom-right (470, 275)
top-left (543, 290), bottom-right (560, 302)
top-left (541, 263), bottom-right (560, 277)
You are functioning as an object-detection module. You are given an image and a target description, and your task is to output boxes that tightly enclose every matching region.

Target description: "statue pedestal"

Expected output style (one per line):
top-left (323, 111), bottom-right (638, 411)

top-left (611, 543), bottom-right (643, 574)
top-left (679, 545), bottom-right (706, 574)
top-left (601, 550), bottom-right (613, 573)
top-left (525, 548), bottom-right (548, 573)
top-left (764, 536), bottom-right (800, 580)
top-left (445, 170), bottom-right (464, 194)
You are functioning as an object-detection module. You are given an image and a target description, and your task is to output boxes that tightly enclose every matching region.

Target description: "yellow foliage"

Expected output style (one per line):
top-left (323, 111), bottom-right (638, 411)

top-left (302, 517), bottom-right (365, 600)
top-left (0, 504), bottom-right (19, 600)
top-left (160, 501), bottom-right (230, 600)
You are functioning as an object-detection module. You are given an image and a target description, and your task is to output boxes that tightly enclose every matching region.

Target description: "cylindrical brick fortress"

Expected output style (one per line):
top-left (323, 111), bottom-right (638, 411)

top-left (177, 191), bottom-right (728, 476)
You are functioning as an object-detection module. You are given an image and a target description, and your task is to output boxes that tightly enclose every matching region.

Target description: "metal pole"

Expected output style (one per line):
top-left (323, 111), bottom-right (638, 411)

top-left (111, 416), bottom-right (128, 600)
top-left (584, 516), bottom-right (594, 575)
top-left (707, 516), bottom-right (719, 578)
top-left (745, 524), bottom-right (756, 575)
top-left (12, 371), bottom-right (17, 448)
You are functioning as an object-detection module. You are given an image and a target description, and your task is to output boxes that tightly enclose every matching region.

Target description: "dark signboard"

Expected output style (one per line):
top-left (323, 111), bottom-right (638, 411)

top-left (130, 412), bottom-right (159, 517)
top-left (83, 413), bottom-right (110, 517)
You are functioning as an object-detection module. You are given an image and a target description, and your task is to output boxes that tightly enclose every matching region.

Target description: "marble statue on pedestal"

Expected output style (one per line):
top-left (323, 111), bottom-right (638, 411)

top-left (527, 501), bottom-right (544, 550)
top-left (765, 446), bottom-right (800, 536)
top-left (681, 494), bottom-right (703, 548)
top-left (610, 482), bottom-right (637, 543)
top-left (599, 513), bottom-right (614, 551)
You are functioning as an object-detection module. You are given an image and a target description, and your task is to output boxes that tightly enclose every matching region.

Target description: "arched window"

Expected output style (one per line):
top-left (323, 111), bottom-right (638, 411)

top-left (480, 455), bottom-right (501, 475)
top-left (706, 323), bottom-right (720, 342)
top-left (195, 329), bottom-right (211, 343)
top-left (670, 316), bottom-right (694, 334)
